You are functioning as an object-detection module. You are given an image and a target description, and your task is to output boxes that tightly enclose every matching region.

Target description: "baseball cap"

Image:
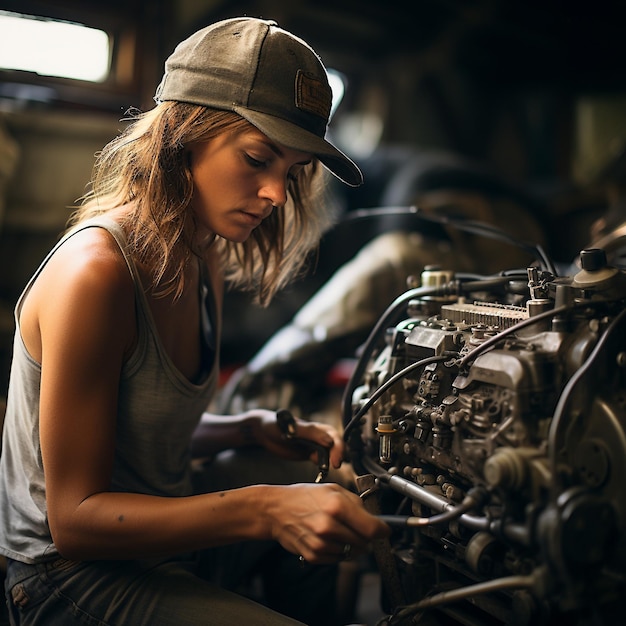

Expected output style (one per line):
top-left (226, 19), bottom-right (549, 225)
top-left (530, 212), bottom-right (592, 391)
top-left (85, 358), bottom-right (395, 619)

top-left (155, 17), bottom-right (363, 187)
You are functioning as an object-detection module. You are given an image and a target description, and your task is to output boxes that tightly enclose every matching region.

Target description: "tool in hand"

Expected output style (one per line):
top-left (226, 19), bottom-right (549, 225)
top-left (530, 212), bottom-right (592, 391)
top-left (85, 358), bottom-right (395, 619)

top-left (276, 409), bottom-right (330, 483)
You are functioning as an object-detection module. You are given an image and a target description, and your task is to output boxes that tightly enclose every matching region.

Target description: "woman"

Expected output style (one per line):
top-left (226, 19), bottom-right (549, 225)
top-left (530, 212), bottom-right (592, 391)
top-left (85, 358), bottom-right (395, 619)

top-left (0, 17), bottom-right (389, 626)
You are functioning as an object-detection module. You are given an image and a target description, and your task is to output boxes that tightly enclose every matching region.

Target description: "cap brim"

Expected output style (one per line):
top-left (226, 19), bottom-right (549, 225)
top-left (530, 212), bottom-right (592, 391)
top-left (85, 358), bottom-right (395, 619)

top-left (234, 107), bottom-right (363, 187)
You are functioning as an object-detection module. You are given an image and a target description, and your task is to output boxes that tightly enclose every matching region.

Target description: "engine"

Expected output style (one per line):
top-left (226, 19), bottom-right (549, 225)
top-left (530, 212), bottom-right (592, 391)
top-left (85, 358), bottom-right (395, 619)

top-left (343, 248), bottom-right (626, 625)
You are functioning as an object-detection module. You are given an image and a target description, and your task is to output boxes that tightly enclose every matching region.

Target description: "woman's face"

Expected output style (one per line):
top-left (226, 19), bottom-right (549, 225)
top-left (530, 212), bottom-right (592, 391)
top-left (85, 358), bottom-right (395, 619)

top-left (188, 126), bottom-right (312, 244)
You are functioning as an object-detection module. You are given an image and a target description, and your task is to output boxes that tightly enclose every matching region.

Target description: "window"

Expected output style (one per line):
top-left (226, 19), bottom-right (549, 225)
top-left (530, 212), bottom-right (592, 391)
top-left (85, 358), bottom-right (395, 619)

top-left (0, 10), bottom-right (110, 82)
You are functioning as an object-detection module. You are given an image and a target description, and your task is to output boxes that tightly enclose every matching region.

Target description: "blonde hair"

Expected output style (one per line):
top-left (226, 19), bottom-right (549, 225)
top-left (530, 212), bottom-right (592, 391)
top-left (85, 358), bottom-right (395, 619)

top-left (70, 102), bottom-right (334, 305)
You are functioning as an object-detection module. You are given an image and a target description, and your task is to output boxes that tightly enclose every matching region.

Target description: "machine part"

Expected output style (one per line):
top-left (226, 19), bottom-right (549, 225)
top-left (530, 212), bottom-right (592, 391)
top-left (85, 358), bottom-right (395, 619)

top-left (344, 251), bottom-right (626, 625)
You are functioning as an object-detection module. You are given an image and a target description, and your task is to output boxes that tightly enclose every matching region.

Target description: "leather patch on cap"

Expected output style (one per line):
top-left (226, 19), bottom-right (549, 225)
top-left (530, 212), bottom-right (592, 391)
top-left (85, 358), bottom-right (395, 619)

top-left (295, 70), bottom-right (331, 120)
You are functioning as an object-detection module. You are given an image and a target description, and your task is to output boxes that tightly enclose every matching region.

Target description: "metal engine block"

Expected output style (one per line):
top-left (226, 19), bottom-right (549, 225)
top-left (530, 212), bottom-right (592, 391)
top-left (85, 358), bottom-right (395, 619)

top-left (343, 249), bottom-right (626, 625)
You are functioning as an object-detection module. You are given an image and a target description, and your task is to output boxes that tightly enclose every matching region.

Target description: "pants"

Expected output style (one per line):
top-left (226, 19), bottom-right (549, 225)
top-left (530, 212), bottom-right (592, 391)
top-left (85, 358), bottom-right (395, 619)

top-left (4, 556), bottom-right (305, 626)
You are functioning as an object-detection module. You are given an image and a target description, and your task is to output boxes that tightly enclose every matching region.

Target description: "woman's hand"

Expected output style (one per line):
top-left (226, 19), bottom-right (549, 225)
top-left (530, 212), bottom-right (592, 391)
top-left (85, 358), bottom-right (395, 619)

top-left (262, 482), bottom-right (390, 564)
top-left (251, 409), bottom-right (345, 472)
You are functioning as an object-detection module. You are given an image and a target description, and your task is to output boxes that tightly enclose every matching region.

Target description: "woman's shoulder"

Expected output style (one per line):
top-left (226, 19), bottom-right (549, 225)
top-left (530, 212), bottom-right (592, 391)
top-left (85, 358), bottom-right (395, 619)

top-left (20, 221), bottom-right (136, 362)
top-left (58, 223), bottom-right (132, 286)
top-left (27, 221), bottom-right (135, 320)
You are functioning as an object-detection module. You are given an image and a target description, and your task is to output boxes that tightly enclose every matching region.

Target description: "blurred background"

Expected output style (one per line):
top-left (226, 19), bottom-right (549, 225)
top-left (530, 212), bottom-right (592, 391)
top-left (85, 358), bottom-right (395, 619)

top-left (1, 0), bottom-right (626, 398)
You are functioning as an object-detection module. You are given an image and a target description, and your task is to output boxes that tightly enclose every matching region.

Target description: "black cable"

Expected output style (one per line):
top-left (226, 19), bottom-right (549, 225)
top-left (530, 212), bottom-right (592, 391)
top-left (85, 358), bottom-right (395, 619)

top-left (547, 307), bottom-right (626, 484)
top-left (343, 354), bottom-right (450, 439)
top-left (457, 302), bottom-right (574, 369)
top-left (377, 487), bottom-right (486, 527)
top-left (341, 284), bottom-right (449, 436)
top-left (344, 205), bottom-right (557, 275)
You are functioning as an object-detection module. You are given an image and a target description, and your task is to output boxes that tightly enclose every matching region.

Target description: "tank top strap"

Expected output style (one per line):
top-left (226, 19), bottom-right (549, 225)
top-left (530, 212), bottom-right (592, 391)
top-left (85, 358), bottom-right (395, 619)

top-left (15, 217), bottom-right (142, 319)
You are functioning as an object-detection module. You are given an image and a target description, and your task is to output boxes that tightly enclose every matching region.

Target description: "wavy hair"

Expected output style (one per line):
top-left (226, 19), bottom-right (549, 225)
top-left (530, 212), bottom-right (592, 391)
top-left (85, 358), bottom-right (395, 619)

top-left (70, 102), bottom-right (334, 305)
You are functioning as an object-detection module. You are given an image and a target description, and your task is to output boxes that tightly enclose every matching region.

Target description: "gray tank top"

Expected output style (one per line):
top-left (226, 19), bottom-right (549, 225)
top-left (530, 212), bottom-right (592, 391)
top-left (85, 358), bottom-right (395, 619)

top-left (0, 218), bottom-right (220, 563)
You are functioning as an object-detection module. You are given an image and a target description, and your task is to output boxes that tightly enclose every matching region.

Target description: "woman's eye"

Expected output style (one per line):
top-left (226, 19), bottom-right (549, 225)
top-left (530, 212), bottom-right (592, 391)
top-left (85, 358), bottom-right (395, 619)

top-left (245, 154), bottom-right (267, 168)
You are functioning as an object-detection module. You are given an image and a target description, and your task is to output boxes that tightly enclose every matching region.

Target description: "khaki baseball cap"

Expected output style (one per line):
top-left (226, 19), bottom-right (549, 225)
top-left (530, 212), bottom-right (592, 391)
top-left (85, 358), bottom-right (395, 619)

top-left (155, 17), bottom-right (363, 187)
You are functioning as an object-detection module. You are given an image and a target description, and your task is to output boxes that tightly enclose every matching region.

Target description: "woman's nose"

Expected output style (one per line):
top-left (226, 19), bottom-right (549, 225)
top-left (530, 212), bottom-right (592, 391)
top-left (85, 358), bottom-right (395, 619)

top-left (259, 175), bottom-right (288, 208)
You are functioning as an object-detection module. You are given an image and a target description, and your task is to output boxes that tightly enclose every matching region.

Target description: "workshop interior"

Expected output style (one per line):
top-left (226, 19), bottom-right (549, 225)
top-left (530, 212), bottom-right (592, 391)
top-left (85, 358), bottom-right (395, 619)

top-left (1, 1), bottom-right (626, 624)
